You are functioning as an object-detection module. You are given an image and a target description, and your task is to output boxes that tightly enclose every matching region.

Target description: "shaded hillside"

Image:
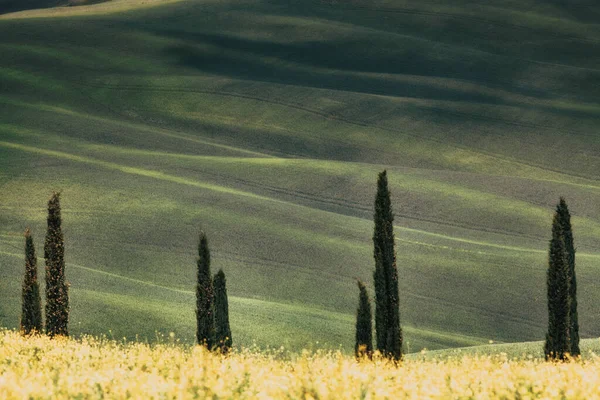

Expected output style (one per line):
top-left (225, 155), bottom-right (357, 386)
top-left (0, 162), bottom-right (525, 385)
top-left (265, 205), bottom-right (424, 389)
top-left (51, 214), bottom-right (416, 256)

top-left (0, 0), bottom-right (111, 14)
top-left (0, 0), bottom-right (60, 14)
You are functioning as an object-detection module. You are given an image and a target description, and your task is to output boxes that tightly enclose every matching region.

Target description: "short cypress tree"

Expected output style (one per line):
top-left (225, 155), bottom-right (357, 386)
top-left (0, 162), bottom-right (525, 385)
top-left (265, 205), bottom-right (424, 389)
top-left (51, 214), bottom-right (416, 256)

top-left (213, 269), bottom-right (232, 353)
top-left (372, 170), bottom-right (402, 361)
top-left (196, 231), bottom-right (214, 349)
top-left (544, 211), bottom-right (571, 361)
top-left (21, 228), bottom-right (42, 335)
top-left (557, 198), bottom-right (579, 357)
top-left (44, 192), bottom-right (69, 337)
top-left (355, 280), bottom-right (373, 359)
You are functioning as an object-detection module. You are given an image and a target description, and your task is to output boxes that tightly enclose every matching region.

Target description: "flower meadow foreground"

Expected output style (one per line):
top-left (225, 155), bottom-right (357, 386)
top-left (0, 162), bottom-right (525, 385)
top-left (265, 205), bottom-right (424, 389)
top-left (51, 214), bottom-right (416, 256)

top-left (1, 331), bottom-right (600, 399)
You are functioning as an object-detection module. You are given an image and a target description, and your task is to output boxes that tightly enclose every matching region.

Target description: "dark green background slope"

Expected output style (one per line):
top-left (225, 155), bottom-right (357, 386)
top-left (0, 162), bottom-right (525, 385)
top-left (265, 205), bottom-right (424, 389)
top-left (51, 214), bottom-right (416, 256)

top-left (1, 0), bottom-right (600, 352)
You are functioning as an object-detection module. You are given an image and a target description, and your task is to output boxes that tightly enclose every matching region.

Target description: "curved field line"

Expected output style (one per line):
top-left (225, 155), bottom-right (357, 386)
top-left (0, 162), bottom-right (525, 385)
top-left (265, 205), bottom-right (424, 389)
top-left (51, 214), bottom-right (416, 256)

top-left (396, 237), bottom-right (518, 258)
top-left (0, 138), bottom-right (584, 249)
top-left (21, 129), bottom-right (592, 242)
top-left (403, 289), bottom-right (546, 332)
top-left (76, 80), bottom-right (600, 184)
top-left (3, 139), bottom-right (598, 254)
top-left (0, 96), bottom-right (274, 159)
top-left (192, 167), bottom-right (550, 239)
top-left (75, 78), bottom-right (600, 156)
top-left (1, 129), bottom-right (555, 242)
top-left (396, 228), bottom-right (544, 255)
top-left (0, 141), bottom-right (548, 246)
top-left (0, 248), bottom-right (356, 323)
top-left (0, 140), bottom-right (282, 203)
top-left (0, 248), bottom-right (548, 342)
top-left (69, 144), bottom-right (600, 241)
top-left (397, 227), bottom-right (600, 260)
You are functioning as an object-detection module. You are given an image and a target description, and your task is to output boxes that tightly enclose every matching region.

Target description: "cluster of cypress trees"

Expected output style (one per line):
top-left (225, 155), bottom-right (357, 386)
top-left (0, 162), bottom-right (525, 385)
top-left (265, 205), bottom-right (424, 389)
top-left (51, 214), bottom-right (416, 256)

top-left (17, 182), bottom-right (582, 362)
top-left (355, 170), bottom-right (403, 361)
top-left (196, 231), bottom-right (232, 353)
top-left (21, 192), bottom-right (69, 337)
top-left (355, 174), bottom-right (581, 364)
top-left (20, 194), bottom-right (233, 351)
top-left (545, 198), bottom-right (579, 361)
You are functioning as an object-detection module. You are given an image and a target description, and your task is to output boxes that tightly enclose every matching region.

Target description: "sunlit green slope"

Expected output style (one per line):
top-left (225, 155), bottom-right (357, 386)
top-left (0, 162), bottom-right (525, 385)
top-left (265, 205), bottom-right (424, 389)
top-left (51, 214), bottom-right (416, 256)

top-left (1, 0), bottom-right (600, 352)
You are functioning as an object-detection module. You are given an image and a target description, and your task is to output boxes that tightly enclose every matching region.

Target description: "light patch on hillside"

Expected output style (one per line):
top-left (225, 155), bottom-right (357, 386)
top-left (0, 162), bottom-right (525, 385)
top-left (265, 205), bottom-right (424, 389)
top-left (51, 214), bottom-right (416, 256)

top-left (0, 0), bottom-right (186, 19)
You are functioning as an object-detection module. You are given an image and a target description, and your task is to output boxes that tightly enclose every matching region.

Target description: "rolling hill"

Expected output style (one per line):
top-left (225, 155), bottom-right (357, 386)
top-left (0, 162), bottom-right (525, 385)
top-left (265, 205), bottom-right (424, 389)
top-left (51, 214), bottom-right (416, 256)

top-left (1, 0), bottom-right (600, 352)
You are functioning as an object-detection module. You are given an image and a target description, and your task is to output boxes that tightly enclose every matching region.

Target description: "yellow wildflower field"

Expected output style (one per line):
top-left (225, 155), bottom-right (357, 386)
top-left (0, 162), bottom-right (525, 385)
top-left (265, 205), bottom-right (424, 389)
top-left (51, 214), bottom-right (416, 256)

top-left (1, 330), bottom-right (599, 399)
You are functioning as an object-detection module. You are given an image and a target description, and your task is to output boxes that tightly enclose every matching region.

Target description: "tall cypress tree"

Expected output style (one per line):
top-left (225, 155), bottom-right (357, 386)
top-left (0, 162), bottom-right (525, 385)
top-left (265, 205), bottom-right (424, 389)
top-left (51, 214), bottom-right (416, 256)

top-left (196, 231), bottom-right (214, 349)
top-left (544, 211), bottom-right (571, 361)
top-left (372, 170), bottom-right (402, 361)
top-left (44, 192), bottom-right (69, 337)
top-left (557, 198), bottom-right (579, 357)
top-left (21, 228), bottom-right (42, 335)
top-left (355, 280), bottom-right (373, 359)
top-left (213, 269), bottom-right (232, 353)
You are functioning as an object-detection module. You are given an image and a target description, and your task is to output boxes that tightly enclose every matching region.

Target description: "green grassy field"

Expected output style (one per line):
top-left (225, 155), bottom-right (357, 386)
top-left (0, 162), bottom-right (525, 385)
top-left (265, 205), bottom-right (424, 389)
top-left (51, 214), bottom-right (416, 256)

top-left (1, 0), bottom-right (600, 353)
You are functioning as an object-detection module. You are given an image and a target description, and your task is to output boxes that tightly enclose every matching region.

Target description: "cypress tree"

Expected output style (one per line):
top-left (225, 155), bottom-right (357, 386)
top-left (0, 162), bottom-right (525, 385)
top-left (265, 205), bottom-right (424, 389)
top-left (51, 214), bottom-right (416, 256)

top-left (544, 211), bottom-right (571, 361)
top-left (196, 231), bottom-right (214, 349)
top-left (557, 198), bottom-right (579, 357)
top-left (44, 192), bottom-right (69, 337)
top-left (372, 170), bottom-right (402, 361)
top-left (355, 280), bottom-right (373, 359)
top-left (21, 228), bottom-right (42, 335)
top-left (213, 269), bottom-right (232, 353)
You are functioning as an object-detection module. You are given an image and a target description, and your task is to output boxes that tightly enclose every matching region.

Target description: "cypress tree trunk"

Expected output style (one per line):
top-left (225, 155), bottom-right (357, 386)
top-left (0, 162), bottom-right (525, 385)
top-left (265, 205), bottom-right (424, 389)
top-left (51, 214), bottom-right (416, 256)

top-left (372, 170), bottom-right (403, 360)
top-left (21, 228), bottom-right (42, 335)
top-left (196, 231), bottom-right (214, 349)
top-left (545, 211), bottom-right (571, 361)
top-left (213, 269), bottom-right (232, 353)
top-left (557, 198), bottom-right (579, 357)
top-left (355, 280), bottom-right (373, 359)
top-left (44, 192), bottom-right (69, 337)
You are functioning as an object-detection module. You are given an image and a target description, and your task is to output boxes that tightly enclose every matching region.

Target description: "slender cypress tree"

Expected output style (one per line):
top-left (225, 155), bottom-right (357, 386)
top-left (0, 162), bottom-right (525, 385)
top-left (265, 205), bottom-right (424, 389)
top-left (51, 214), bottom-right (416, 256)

top-left (355, 280), bottom-right (373, 359)
top-left (44, 192), bottom-right (69, 337)
top-left (372, 170), bottom-right (402, 361)
top-left (544, 211), bottom-right (571, 361)
top-left (21, 228), bottom-right (42, 335)
top-left (196, 231), bottom-right (214, 349)
top-left (557, 198), bottom-right (579, 357)
top-left (213, 269), bottom-right (232, 353)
